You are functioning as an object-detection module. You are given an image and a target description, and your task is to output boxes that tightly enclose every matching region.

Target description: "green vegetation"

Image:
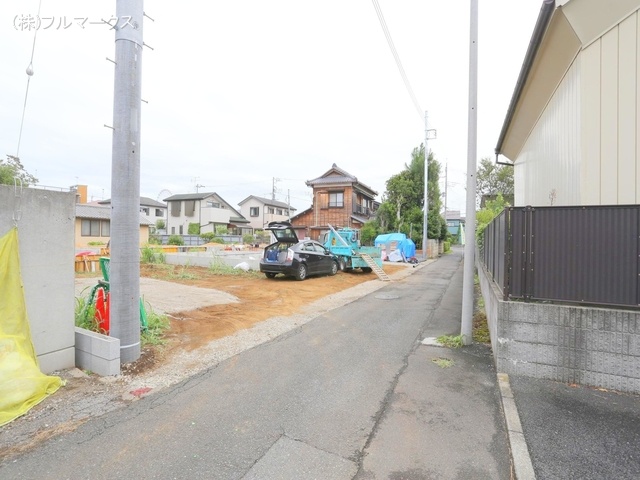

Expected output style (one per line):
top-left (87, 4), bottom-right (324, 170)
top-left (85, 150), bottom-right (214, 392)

top-left (243, 233), bottom-right (255, 245)
top-left (140, 305), bottom-right (170, 346)
top-left (200, 232), bottom-right (225, 244)
top-left (436, 334), bottom-right (464, 349)
top-left (168, 235), bottom-right (184, 246)
top-left (155, 219), bottom-right (166, 230)
top-left (208, 256), bottom-right (261, 277)
top-left (476, 157), bottom-right (514, 206)
top-left (75, 294), bottom-right (101, 332)
top-left (75, 292), bottom-right (169, 346)
top-left (368, 144), bottom-right (447, 247)
top-left (432, 357), bottom-right (454, 368)
top-left (0, 155), bottom-right (38, 186)
top-left (141, 244), bottom-right (166, 264)
top-left (188, 222), bottom-right (200, 235)
top-left (169, 263), bottom-right (198, 280)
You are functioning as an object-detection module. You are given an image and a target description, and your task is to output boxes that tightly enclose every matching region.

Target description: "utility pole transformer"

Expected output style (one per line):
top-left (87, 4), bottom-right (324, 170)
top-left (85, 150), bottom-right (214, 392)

top-left (461, 0), bottom-right (478, 345)
top-left (110, 0), bottom-right (144, 363)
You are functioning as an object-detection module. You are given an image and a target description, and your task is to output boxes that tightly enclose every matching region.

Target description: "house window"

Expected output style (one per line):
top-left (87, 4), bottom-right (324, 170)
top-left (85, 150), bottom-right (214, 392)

top-left (207, 201), bottom-right (221, 208)
top-left (81, 219), bottom-right (109, 237)
top-left (250, 207), bottom-right (259, 217)
top-left (268, 207), bottom-right (275, 214)
top-left (101, 221), bottom-right (110, 237)
top-left (185, 200), bottom-right (196, 217)
top-left (155, 209), bottom-right (164, 217)
top-left (329, 192), bottom-right (344, 208)
top-left (276, 208), bottom-right (283, 215)
top-left (141, 207), bottom-right (150, 215)
top-left (179, 225), bottom-right (183, 234)
top-left (170, 202), bottom-right (180, 217)
top-left (171, 227), bottom-right (175, 234)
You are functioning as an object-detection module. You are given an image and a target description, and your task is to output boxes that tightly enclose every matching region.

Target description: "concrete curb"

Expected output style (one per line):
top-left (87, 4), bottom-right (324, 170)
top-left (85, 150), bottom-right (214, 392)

top-left (497, 373), bottom-right (536, 479)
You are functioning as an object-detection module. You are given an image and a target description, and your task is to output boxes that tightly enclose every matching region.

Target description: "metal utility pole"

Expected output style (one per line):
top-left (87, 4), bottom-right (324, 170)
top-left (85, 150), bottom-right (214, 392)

top-left (461, 0), bottom-right (478, 345)
top-left (444, 161), bottom-right (448, 220)
top-left (110, 0), bottom-right (144, 363)
top-left (422, 111), bottom-right (429, 260)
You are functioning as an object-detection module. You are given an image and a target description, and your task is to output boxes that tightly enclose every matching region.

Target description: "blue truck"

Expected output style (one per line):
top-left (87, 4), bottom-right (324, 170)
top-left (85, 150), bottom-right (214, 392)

top-left (320, 224), bottom-right (384, 275)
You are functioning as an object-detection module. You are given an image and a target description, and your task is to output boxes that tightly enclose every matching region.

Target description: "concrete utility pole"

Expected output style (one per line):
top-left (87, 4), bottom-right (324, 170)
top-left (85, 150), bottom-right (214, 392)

top-left (110, 0), bottom-right (144, 363)
top-left (461, 0), bottom-right (478, 345)
top-left (422, 111), bottom-right (429, 261)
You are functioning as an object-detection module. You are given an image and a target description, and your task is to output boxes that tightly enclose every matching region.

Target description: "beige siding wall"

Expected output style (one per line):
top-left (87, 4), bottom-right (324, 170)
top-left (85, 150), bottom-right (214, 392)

top-left (515, 58), bottom-right (581, 206)
top-left (74, 219), bottom-right (149, 247)
top-left (581, 42), bottom-right (601, 204)
top-left (580, 12), bottom-right (640, 205)
top-left (517, 10), bottom-right (640, 207)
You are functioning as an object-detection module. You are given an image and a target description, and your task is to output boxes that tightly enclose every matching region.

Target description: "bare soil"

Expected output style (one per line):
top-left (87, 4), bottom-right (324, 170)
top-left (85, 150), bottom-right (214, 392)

top-left (128, 263), bottom-right (406, 375)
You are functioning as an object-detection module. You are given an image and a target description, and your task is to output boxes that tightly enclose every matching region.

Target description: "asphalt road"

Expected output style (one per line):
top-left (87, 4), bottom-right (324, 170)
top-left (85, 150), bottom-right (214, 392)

top-left (2, 248), bottom-right (510, 479)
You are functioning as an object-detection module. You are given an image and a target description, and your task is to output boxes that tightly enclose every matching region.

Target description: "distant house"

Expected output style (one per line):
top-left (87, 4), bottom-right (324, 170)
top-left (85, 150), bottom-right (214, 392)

top-left (238, 195), bottom-right (296, 231)
top-left (445, 210), bottom-right (464, 238)
top-left (75, 204), bottom-right (153, 248)
top-left (164, 192), bottom-right (252, 236)
top-left (99, 196), bottom-right (167, 227)
top-left (291, 163), bottom-right (379, 241)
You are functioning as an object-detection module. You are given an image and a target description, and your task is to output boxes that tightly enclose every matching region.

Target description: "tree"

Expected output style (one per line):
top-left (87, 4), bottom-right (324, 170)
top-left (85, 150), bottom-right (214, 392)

top-left (377, 144), bottom-right (446, 246)
top-left (476, 157), bottom-right (514, 206)
top-left (0, 155), bottom-right (38, 186)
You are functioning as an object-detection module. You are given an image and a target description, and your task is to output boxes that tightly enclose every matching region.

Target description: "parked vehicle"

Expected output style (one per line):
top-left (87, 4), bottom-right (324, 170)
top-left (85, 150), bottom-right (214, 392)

top-left (320, 224), bottom-right (382, 273)
top-left (260, 222), bottom-right (339, 281)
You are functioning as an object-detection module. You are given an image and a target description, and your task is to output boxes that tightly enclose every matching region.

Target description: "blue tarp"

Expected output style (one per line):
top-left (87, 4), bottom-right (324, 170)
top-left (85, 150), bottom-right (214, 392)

top-left (374, 233), bottom-right (416, 260)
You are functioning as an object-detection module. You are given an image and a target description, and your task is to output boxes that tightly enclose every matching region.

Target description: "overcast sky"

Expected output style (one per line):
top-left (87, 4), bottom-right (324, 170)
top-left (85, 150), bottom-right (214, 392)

top-left (1, 0), bottom-right (543, 214)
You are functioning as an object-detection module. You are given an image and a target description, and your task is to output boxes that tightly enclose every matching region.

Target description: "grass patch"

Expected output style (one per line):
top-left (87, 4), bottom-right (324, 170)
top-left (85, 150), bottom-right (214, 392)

top-left (208, 257), bottom-right (262, 278)
top-left (169, 264), bottom-right (199, 280)
top-left (432, 357), bottom-right (454, 368)
top-left (75, 290), bottom-right (170, 346)
top-left (75, 294), bottom-right (102, 332)
top-left (141, 245), bottom-right (166, 264)
top-left (141, 305), bottom-right (170, 346)
top-left (473, 310), bottom-right (491, 344)
top-left (436, 334), bottom-right (464, 349)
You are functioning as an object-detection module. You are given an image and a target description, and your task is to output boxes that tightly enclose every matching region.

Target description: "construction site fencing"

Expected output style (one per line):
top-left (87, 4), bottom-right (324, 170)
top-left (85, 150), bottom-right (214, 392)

top-left (480, 205), bottom-right (640, 309)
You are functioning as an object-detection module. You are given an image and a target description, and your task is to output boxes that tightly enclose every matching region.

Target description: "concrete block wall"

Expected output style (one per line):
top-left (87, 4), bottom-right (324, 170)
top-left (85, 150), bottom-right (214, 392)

top-left (0, 185), bottom-right (76, 373)
top-left (478, 261), bottom-right (640, 394)
top-left (75, 327), bottom-right (120, 376)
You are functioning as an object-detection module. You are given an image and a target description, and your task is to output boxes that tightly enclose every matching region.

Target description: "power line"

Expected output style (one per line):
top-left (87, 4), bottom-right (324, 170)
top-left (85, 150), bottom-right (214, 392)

top-left (371, 0), bottom-right (423, 120)
top-left (16, 0), bottom-right (43, 159)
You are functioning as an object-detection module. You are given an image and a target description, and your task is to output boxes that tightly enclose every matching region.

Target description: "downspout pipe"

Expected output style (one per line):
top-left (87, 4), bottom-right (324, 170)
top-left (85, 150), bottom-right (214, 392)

top-left (494, 0), bottom-right (555, 160)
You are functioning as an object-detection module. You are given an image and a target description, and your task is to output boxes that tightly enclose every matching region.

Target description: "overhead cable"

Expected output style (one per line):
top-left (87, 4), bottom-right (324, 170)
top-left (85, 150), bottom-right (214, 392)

top-left (17, 0), bottom-right (43, 159)
top-left (371, 0), bottom-right (423, 120)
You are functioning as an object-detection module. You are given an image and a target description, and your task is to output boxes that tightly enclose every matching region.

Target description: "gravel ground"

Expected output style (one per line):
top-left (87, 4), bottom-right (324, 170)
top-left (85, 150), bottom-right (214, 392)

top-left (0, 261), bottom-right (426, 463)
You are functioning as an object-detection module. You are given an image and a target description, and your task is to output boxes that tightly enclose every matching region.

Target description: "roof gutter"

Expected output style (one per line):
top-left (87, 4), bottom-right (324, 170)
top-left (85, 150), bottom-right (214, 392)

top-left (494, 0), bottom-right (556, 162)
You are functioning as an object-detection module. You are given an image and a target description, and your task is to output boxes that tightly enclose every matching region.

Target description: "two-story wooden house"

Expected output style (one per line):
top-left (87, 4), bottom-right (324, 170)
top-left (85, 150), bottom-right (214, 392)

top-left (291, 164), bottom-right (379, 241)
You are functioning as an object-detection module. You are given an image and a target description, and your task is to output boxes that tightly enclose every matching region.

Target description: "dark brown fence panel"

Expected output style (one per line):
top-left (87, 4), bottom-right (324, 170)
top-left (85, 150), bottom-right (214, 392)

top-left (529, 205), bottom-right (639, 307)
top-left (507, 207), bottom-right (528, 299)
top-left (481, 204), bottom-right (640, 308)
top-left (480, 208), bottom-right (508, 297)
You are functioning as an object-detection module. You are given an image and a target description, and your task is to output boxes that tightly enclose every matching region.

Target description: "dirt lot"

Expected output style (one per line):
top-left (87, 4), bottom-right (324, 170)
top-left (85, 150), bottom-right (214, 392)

top-left (126, 263), bottom-right (407, 374)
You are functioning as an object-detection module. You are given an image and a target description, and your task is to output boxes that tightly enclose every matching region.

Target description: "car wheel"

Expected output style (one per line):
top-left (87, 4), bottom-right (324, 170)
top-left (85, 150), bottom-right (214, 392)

top-left (330, 261), bottom-right (338, 276)
top-left (265, 272), bottom-right (276, 279)
top-left (295, 263), bottom-right (307, 281)
top-left (361, 267), bottom-right (373, 273)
